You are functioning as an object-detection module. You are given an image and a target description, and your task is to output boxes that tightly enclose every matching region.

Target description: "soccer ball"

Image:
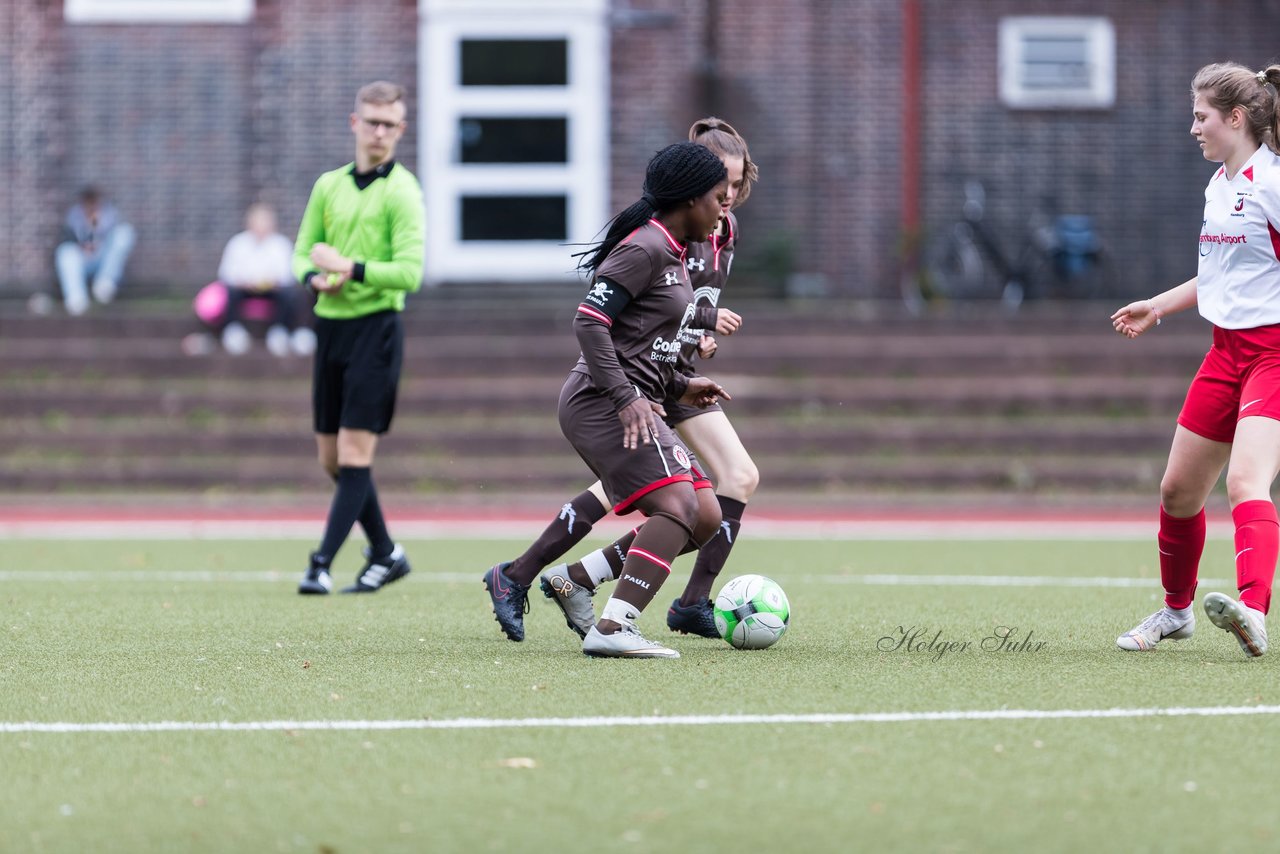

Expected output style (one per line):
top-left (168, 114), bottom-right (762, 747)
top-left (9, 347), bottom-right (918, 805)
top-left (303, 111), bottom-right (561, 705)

top-left (713, 574), bottom-right (790, 649)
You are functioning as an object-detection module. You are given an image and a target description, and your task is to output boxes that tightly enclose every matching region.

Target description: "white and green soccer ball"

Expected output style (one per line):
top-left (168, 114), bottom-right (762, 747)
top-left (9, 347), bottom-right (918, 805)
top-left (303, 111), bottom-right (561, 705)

top-left (713, 574), bottom-right (790, 650)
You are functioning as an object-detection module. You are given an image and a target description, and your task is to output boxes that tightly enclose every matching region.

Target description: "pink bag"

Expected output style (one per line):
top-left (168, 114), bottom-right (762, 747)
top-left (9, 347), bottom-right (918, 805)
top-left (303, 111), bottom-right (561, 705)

top-left (193, 281), bottom-right (228, 326)
top-left (194, 281), bottom-right (276, 327)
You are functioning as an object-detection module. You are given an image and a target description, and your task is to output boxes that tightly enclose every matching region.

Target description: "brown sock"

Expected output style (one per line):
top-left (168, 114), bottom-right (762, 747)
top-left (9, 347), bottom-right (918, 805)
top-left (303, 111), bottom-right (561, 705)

top-left (509, 490), bottom-right (608, 585)
top-left (597, 515), bottom-right (690, 633)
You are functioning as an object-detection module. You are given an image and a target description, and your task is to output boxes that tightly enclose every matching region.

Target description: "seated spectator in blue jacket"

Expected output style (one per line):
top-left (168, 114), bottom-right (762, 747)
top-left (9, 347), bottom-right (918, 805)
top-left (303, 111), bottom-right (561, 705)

top-left (54, 186), bottom-right (136, 316)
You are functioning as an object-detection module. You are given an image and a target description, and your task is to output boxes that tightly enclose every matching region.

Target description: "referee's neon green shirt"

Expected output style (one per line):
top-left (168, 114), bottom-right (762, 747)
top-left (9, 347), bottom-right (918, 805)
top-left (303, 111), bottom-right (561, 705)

top-left (293, 162), bottom-right (425, 320)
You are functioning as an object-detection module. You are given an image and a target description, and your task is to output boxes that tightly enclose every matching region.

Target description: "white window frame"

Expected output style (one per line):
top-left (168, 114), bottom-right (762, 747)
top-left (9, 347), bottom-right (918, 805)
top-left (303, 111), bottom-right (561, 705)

top-left (998, 16), bottom-right (1115, 109)
top-left (65, 0), bottom-right (253, 23)
top-left (419, 0), bottom-right (609, 285)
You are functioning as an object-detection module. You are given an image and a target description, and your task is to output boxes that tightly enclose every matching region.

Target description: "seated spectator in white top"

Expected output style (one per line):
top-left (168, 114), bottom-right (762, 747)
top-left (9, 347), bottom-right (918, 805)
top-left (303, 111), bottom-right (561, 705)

top-left (217, 202), bottom-right (313, 357)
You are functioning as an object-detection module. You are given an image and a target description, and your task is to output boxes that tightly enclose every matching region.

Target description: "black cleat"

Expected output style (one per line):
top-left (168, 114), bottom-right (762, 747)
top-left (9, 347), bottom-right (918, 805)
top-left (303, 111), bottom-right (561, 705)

top-left (666, 598), bottom-right (719, 638)
top-left (341, 543), bottom-right (411, 593)
top-left (483, 561), bottom-right (530, 641)
top-left (298, 552), bottom-right (333, 595)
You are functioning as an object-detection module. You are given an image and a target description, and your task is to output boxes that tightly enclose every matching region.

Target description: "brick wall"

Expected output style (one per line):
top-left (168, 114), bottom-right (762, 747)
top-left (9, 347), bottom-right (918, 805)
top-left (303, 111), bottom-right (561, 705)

top-left (607, 0), bottom-right (906, 298)
top-left (919, 0), bottom-right (1280, 300)
top-left (2, 1), bottom-right (1277, 300)
top-left (2, 0), bottom-right (418, 296)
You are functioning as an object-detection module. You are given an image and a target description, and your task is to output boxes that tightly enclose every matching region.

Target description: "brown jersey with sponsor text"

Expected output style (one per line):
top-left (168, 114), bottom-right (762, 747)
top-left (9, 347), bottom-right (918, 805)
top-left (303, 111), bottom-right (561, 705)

top-left (572, 219), bottom-right (696, 405)
top-left (676, 211), bottom-right (737, 374)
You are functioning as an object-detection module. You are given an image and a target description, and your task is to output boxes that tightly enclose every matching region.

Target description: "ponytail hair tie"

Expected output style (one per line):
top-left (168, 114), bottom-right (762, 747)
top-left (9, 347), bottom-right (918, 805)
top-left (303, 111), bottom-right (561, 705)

top-left (640, 192), bottom-right (658, 208)
top-left (1258, 70), bottom-right (1269, 85)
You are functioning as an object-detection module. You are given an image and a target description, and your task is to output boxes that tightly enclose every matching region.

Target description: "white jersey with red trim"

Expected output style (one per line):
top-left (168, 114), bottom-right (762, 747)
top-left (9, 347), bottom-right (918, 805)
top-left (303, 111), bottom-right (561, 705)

top-left (1197, 144), bottom-right (1280, 329)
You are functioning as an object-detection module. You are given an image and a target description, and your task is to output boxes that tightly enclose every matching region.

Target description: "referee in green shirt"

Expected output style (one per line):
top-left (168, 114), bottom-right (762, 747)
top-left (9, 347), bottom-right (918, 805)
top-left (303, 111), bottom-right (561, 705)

top-left (294, 81), bottom-right (425, 595)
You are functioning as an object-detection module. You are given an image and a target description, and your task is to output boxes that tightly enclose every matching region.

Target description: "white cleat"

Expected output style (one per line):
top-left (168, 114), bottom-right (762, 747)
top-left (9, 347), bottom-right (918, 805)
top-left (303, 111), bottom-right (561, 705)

top-left (1203, 593), bottom-right (1268, 658)
top-left (1116, 607), bottom-right (1195, 651)
top-left (582, 625), bottom-right (679, 659)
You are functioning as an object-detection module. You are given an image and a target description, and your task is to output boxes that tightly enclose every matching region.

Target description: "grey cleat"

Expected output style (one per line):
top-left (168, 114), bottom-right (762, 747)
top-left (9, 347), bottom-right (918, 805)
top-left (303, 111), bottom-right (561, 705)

top-left (539, 564), bottom-right (597, 639)
top-left (1116, 606), bottom-right (1194, 651)
top-left (1203, 592), bottom-right (1268, 657)
top-left (582, 624), bottom-right (679, 659)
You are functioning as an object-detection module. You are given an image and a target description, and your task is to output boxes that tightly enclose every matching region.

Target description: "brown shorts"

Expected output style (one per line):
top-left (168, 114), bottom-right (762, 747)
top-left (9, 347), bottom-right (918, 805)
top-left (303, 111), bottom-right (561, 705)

top-left (662, 396), bottom-right (723, 428)
top-left (559, 371), bottom-right (703, 514)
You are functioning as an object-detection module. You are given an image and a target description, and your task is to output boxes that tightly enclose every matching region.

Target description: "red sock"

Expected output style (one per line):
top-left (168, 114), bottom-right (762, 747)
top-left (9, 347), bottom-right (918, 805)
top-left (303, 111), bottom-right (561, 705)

top-left (1232, 499), bottom-right (1278, 614)
top-left (1158, 506), bottom-right (1205, 610)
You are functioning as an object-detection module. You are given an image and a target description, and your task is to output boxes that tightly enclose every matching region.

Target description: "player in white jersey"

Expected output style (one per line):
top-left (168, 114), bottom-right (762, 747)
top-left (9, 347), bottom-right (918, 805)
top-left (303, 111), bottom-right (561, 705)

top-left (1113, 62), bottom-right (1280, 657)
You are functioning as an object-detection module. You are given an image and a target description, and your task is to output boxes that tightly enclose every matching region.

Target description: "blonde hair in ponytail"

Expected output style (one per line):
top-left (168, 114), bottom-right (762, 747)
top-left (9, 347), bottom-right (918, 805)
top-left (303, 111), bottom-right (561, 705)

top-left (688, 117), bottom-right (758, 205)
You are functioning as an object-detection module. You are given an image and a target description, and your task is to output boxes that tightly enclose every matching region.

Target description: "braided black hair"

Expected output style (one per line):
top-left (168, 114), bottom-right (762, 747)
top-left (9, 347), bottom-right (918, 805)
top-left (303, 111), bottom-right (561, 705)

top-left (576, 141), bottom-right (727, 275)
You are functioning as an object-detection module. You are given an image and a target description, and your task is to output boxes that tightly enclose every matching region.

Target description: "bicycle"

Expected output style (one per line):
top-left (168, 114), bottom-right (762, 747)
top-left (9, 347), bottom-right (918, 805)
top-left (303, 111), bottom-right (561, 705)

top-left (903, 180), bottom-right (1102, 312)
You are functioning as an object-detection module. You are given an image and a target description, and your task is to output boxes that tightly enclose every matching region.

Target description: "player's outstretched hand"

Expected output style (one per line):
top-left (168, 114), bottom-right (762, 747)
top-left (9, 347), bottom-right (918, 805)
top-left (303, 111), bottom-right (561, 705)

top-left (618, 398), bottom-right (661, 450)
top-left (715, 308), bottom-right (742, 335)
top-left (1111, 300), bottom-right (1158, 339)
top-left (680, 376), bottom-right (731, 409)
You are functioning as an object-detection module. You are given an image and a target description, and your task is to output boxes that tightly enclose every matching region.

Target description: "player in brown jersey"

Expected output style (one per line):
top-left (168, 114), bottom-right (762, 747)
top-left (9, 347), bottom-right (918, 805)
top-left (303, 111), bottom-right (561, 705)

top-left (483, 120), bottom-right (759, 645)
top-left (488, 141), bottom-right (729, 658)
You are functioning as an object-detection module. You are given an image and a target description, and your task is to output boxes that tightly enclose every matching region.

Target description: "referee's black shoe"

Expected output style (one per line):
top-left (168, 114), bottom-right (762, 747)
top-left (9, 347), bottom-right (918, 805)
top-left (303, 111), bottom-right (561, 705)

top-left (483, 561), bottom-right (530, 641)
top-left (298, 552), bottom-right (333, 595)
top-left (341, 543), bottom-right (412, 593)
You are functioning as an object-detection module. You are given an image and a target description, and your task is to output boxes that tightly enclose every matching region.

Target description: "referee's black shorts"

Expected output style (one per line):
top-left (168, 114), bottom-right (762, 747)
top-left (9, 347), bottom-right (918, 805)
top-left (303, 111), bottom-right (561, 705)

top-left (312, 310), bottom-right (404, 435)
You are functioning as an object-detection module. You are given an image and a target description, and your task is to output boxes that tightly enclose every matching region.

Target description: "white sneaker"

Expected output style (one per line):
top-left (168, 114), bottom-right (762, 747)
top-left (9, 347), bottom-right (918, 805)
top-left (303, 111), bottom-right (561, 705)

top-left (582, 624), bottom-right (679, 659)
top-left (65, 293), bottom-right (89, 316)
top-left (539, 565), bottom-right (597, 639)
top-left (1116, 606), bottom-right (1195, 651)
top-left (1203, 593), bottom-right (1268, 657)
top-left (221, 322), bottom-right (250, 355)
top-left (265, 325), bottom-right (291, 357)
top-left (91, 277), bottom-right (117, 304)
top-left (291, 327), bottom-right (317, 356)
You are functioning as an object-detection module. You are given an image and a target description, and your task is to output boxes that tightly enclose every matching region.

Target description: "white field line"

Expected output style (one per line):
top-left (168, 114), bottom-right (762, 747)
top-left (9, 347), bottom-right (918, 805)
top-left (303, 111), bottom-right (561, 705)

top-left (5, 705), bottom-right (1280, 734)
top-left (0, 518), bottom-right (1239, 541)
top-left (0, 570), bottom-right (1230, 589)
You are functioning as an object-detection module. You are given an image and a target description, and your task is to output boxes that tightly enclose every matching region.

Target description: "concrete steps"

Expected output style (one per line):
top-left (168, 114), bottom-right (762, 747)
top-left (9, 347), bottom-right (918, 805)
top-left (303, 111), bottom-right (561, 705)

top-left (1, 299), bottom-right (1209, 499)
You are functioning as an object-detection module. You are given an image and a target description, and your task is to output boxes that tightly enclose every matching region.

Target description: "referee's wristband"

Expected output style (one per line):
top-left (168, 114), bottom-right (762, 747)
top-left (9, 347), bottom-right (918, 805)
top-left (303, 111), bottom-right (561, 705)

top-left (1147, 299), bottom-right (1162, 326)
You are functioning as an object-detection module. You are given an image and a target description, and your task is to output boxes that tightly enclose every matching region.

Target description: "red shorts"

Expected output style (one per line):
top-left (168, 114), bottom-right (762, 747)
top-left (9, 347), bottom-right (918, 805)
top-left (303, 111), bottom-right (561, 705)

top-left (1178, 324), bottom-right (1280, 443)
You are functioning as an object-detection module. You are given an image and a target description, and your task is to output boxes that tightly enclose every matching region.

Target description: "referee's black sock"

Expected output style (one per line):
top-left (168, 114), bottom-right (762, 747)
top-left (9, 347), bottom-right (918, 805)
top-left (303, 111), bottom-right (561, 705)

top-left (358, 479), bottom-right (395, 559)
top-left (329, 470), bottom-right (394, 559)
top-left (317, 466), bottom-right (372, 562)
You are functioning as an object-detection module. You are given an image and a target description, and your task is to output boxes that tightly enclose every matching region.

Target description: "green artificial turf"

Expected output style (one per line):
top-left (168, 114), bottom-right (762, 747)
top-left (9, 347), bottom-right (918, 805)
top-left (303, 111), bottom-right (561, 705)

top-left (2, 536), bottom-right (1276, 853)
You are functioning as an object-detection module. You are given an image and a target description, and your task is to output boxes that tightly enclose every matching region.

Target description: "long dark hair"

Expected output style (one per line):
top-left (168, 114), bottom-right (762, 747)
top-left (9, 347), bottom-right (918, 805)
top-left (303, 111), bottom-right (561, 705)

top-left (576, 142), bottom-right (727, 275)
